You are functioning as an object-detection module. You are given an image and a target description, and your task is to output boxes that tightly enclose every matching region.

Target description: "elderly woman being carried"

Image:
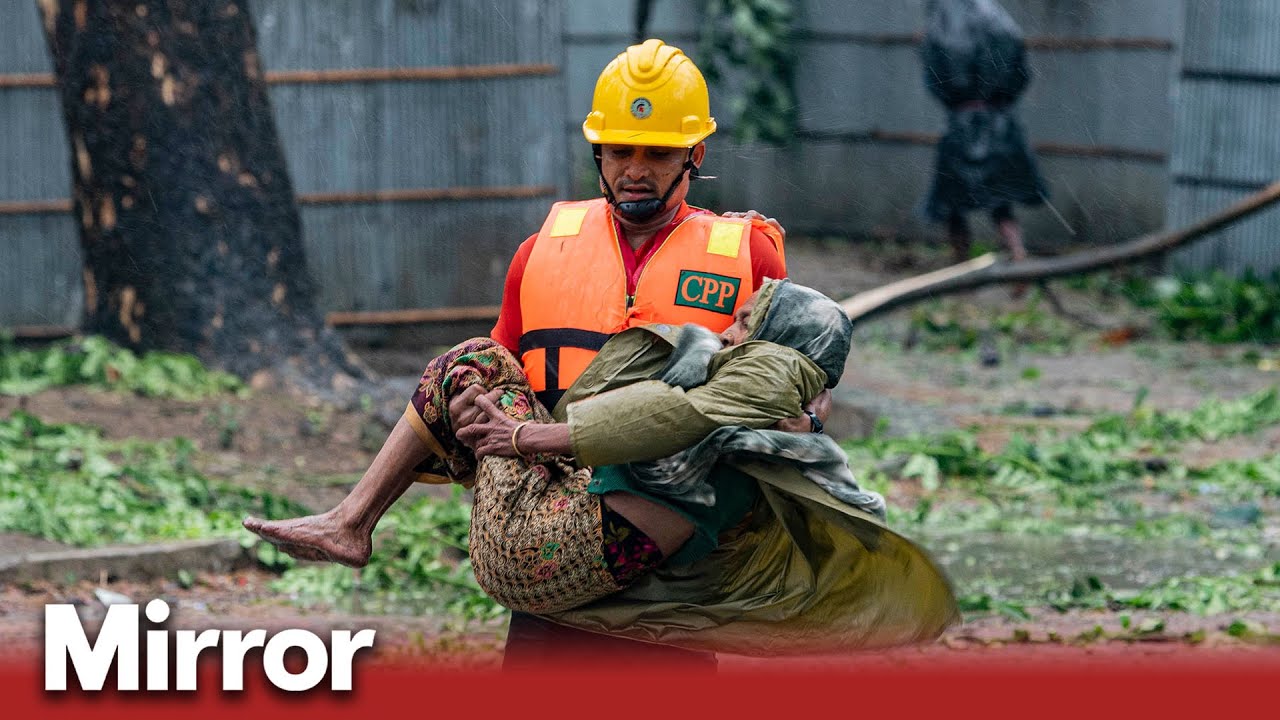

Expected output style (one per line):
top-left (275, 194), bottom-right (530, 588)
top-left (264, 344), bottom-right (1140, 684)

top-left (245, 280), bottom-right (957, 655)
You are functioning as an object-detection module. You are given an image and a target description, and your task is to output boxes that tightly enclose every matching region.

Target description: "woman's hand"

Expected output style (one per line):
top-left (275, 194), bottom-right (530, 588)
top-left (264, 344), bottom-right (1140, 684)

top-left (721, 209), bottom-right (786, 244)
top-left (452, 387), bottom-right (575, 458)
top-left (449, 384), bottom-right (491, 435)
top-left (454, 389), bottom-right (522, 457)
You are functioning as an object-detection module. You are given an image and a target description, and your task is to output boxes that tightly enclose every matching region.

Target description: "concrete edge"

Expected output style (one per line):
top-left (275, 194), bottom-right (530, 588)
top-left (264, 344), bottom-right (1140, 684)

top-left (0, 537), bottom-right (254, 586)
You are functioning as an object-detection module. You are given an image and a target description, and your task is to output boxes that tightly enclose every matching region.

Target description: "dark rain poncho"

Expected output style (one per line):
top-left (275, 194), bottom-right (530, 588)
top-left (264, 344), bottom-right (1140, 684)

top-left (920, 0), bottom-right (1048, 223)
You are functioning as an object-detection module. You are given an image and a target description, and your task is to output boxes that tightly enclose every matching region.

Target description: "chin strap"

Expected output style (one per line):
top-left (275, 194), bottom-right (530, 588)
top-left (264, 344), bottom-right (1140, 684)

top-left (593, 146), bottom-right (697, 223)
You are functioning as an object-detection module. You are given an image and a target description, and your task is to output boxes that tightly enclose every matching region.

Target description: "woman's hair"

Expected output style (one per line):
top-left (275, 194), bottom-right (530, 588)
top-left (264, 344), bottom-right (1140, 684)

top-left (746, 279), bottom-right (854, 389)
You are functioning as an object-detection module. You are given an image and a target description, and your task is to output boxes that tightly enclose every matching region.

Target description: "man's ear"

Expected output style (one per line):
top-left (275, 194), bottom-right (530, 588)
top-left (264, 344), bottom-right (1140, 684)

top-left (691, 142), bottom-right (707, 168)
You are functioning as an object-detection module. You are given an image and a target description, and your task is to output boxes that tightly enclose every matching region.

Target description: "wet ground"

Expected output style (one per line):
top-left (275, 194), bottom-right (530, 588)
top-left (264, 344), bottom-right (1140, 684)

top-left (4, 237), bottom-right (1280, 660)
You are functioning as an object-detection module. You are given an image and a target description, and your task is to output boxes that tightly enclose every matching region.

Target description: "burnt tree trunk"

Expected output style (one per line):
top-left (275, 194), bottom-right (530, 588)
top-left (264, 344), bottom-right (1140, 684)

top-left (37, 0), bottom-right (367, 388)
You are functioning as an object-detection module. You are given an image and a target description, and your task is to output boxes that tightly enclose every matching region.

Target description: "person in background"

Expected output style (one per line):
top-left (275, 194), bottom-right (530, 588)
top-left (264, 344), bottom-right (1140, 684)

top-left (920, 0), bottom-right (1049, 269)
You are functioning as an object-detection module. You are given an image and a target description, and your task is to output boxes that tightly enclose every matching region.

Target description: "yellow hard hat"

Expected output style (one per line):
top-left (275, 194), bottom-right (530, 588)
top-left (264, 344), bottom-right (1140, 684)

top-left (582, 39), bottom-right (717, 148)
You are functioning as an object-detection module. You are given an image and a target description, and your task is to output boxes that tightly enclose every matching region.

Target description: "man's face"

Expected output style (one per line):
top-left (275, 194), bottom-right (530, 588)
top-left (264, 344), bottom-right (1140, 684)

top-left (718, 291), bottom-right (758, 348)
top-left (598, 143), bottom-right (705, 208)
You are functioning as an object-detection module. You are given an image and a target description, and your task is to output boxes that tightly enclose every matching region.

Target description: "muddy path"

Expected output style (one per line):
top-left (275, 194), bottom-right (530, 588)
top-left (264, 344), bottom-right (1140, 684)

top-left (4, 237), bottom-right (1279, 660)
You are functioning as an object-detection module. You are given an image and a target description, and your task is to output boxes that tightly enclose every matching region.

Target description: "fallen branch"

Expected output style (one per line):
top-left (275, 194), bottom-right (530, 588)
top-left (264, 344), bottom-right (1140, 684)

top-left (839, 180), bottom-right (1280, 324)
top-left (326, 305), bottom-right (501, 327)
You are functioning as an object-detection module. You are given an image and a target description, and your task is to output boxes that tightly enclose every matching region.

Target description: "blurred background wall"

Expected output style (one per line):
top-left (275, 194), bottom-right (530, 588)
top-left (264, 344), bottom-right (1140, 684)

top-left (2, 0), bottom-right (1275, 330)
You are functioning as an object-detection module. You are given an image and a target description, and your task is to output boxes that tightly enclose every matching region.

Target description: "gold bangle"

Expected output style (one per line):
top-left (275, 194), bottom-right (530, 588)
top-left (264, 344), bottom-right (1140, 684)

top-left (511, 421), bottom-right (531, 461)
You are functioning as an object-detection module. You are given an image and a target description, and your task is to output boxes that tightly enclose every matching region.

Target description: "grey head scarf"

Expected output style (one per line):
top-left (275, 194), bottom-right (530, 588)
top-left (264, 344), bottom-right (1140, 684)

top-left (746, 278), bottom-right (854, 389)
top-left (632, 279), bottom-right (885, 518)
top-left (655, 277), bottom-right (854, 390)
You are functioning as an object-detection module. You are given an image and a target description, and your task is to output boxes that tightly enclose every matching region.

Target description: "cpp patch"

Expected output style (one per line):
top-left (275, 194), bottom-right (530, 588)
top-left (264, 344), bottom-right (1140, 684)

top-left (674, 270), bottom-right (740, 315)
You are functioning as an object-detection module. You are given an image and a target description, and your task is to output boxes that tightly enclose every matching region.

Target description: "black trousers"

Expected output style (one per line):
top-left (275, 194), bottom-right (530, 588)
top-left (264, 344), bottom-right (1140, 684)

top-left (501, 612), bottom-right (718, 672)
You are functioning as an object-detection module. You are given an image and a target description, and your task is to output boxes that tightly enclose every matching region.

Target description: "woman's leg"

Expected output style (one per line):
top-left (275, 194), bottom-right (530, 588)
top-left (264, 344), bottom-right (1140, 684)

top-left (992, 204), bottom-right (1029, 299)
top-left (947, 211), bottom-right (971, 264)
top-left (992, 204), bottom-right (1028, 262)
top-left (242, 415), bottom-right (430, 566)
top-left (243, 338), bottom-right (532, 566)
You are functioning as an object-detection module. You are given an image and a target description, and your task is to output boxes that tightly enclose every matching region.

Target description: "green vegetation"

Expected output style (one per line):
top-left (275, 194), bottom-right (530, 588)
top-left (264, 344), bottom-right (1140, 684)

top-left (0, 409), bottom-right (498, 619)
top-left (846, 388), bottom-right (1280, 526)
top-left (960, 563), bottom-right (1280, 621)
top-left (889, 271), bottom-right (1280, 354)
top-left (899, 292), bottom-right (1081, 354)
top-left (0, 335), bottom-right (243, 399)
top-left (0, 411), bottom-right (300, 549)
top-left (843, 388), bottom-right (1280, 620)
top-left (1125, 270), bottom-right (1280, 343)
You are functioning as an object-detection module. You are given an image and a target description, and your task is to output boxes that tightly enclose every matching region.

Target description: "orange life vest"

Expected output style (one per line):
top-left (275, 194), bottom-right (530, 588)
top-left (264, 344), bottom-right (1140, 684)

top-left (519, 198), bottom-right (772, 409)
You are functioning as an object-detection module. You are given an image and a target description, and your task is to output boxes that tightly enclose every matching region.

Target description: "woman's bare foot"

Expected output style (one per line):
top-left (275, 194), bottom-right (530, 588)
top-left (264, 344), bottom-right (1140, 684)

top-left (242, 511), bottom-right (372, 568)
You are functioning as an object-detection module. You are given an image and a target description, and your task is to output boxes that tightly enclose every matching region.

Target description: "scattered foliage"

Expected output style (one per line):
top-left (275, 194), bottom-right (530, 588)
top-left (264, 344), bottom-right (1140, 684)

top-left (901, 292), bottom-right (1079, 354)
top-left (0, 412), bottom-right (300, 548)
top-left (844, 388), bottom-right (1280, 618)
top-left (0, 335), bottom-right (243, 399)
top-left (0, 410), bottom-right (498, 618)
top-left (960, 563), bottom-right (1280, 620)
top-left (1127, 271), bottom-right (1280, 344)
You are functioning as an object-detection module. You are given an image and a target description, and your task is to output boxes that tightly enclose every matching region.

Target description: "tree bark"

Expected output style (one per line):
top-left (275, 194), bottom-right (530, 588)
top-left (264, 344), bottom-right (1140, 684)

top-left (840, 181), bottom-right (1280, 324)
top-left (37, 0), bottom-right (367, 388)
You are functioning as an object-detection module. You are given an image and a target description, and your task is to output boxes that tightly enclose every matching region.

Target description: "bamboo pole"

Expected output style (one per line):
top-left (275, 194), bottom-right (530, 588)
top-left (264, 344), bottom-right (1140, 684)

top-left (0, 186), bottom-right (555, 216)
top-left (864, 129), bottom-right (1167, 163)
top-left (6, 304), bottom-right (505, 338)
top-left (0, 62), bottom-right (558, 89)
top-left (325, 305), bottom-right (501, 327)
top-left (0, 199), bottom-right (73, 215)
top-left (297, 185), bottom-right (554, 206)
top-left (3, 325), bottom-right (76, 340)
top-left (266, 63), bottom-right (557, 85)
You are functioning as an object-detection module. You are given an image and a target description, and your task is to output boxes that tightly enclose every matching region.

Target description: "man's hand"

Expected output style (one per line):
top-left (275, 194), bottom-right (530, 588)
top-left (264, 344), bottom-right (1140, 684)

top-left (771, 388), bottom-right (832, 434)
top-left (721, 209), bottom-right (786, 244)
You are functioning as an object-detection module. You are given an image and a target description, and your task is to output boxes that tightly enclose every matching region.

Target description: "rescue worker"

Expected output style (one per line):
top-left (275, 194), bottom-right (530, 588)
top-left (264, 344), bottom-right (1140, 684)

top-left (493, 38), bottom-right (791, 412)
top-left (483, 38), bottom-right (823, 670)
top-left (246, 39), bottom-right (832, 671)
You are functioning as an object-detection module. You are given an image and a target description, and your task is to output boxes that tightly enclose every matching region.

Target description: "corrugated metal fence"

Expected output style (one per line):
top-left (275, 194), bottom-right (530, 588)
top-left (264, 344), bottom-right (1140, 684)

top-left (0, 0), bottom-right (566, 329)
top-left (0, 0), bottom-right (82, 329)
top-left (1168, 0), bottom-right (1280, 275)
top-left (566, 0), bottom-right (1182, 251)
top-left (3, 1), bottom-right (1277, 330)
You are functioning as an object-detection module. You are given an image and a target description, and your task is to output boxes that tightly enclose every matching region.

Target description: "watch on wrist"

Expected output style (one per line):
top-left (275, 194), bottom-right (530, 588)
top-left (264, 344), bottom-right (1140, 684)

top-left (804, 410), bottom-right (824, 434)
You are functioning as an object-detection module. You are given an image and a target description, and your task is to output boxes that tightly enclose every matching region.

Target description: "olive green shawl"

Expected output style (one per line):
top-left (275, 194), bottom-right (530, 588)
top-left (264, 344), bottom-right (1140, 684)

top-left (547, 322), bottom-right (959, 655)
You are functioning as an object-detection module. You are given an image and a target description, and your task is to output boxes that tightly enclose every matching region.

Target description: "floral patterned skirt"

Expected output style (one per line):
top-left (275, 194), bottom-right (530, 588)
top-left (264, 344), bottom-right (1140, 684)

top-left (406, 338), bottom-right (662, 614)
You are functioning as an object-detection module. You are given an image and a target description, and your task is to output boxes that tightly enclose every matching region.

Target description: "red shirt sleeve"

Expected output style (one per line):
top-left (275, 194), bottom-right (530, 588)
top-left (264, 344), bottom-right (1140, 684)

top-left (490, 235), bottom-right (537, 353)
top-left (748, 221), bottom-right (787, 290)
